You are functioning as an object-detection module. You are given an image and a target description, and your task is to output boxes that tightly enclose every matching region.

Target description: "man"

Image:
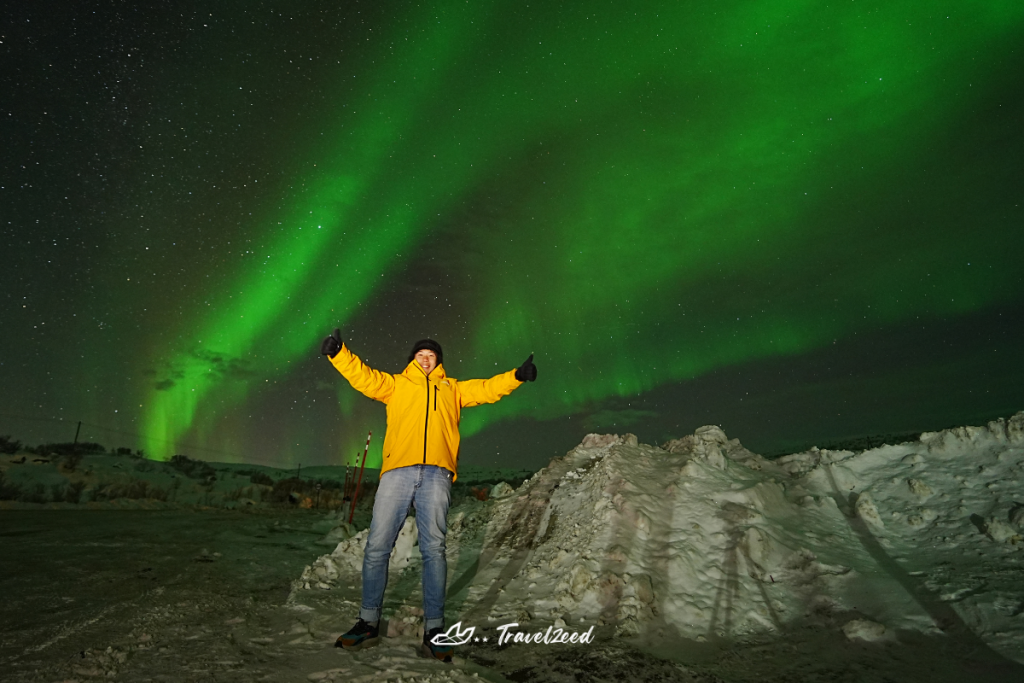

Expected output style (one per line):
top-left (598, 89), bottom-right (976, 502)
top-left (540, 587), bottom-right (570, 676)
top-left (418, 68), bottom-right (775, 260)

top-left (320, 330), bottom-right (537, 662)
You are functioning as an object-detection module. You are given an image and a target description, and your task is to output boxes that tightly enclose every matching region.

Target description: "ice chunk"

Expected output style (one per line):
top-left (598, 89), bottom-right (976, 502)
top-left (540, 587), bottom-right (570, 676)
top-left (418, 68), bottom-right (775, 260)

top-left (490, 481), bottom-right (515, 498)
top-left (984, 516), bottom-right (1021, 544)
top-left (842, 618), bottom-right (886, 641)
top-left (907, 478), bottom-right (933, 497)
top-left (854, 492), bottom-right (884, 528)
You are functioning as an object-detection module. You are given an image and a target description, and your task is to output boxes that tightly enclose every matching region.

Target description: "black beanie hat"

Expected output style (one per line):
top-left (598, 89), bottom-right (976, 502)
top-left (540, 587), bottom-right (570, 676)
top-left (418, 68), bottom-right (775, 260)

top-left (408, 339), bottom-right (443, 366)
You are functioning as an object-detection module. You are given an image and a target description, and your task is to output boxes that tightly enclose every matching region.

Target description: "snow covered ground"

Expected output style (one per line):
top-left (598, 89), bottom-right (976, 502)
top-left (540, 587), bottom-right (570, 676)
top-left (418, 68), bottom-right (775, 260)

top-left (4, 414), bottom-right (1024, 681)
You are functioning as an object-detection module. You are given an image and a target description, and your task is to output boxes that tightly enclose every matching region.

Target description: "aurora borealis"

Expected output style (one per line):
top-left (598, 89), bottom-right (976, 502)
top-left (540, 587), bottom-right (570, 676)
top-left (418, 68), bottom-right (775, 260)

top-left (3, 0), bottom-right (1023, 471)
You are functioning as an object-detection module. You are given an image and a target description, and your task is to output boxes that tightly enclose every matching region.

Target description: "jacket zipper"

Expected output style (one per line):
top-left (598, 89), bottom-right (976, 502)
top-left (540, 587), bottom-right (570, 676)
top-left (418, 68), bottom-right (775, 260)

top-left (422, 376), bottom-right (431, 464)
top-left (434, 386), bottom-right (438, 411)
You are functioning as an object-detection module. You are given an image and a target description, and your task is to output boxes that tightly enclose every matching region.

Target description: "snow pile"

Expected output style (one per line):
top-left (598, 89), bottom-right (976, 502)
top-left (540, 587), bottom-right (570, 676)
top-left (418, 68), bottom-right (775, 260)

top-left (296, 413), bottom-right (1024, 663)
top-left (300, 517), bottom-right (419, 590)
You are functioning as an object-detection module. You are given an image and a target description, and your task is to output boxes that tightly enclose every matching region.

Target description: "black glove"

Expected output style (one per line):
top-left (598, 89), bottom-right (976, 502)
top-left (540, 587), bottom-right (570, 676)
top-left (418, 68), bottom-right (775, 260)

top-left (515, 354), bottom-right (537, 382)
top-left (320, 328), bottom-right (342, 358)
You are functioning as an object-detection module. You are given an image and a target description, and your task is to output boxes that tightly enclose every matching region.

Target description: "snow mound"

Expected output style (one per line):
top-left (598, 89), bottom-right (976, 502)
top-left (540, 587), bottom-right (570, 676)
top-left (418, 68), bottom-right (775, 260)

top-left (296, 413), bottom-right (1024, 662)
top-left (299, 517), bottom-right (418, 590)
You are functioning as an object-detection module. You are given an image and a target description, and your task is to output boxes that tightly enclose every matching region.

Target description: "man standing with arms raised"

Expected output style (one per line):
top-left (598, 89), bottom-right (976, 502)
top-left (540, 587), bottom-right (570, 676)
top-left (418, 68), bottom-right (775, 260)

top-left (320, 330), bottom-right (537, 662)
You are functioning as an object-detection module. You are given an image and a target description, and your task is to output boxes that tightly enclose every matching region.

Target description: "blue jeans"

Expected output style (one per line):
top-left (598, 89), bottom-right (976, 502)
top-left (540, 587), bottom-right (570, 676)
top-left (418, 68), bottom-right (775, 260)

top-left (359, 464), bottom-right (453, 632)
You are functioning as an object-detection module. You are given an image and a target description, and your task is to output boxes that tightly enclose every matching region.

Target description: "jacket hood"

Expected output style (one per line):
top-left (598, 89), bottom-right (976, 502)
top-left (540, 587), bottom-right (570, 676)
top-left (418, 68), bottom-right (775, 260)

top-left (404, 360), bottom-right (446, 380)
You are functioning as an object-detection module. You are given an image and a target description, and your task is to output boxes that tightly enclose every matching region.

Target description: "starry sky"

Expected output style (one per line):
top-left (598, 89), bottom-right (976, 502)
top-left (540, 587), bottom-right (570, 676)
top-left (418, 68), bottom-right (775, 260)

top-left (3, 0), bottom-right (1023, 471)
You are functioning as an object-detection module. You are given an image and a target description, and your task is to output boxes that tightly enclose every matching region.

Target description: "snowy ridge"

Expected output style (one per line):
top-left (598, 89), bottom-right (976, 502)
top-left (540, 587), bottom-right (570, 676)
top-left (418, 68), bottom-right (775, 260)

top-left (296, 413), bottom-right (1024, 667)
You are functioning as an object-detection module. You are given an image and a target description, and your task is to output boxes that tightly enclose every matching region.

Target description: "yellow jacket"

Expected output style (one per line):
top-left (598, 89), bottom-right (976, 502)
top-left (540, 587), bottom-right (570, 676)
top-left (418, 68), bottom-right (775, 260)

top-left (330, 344), bottom-right (523, 481)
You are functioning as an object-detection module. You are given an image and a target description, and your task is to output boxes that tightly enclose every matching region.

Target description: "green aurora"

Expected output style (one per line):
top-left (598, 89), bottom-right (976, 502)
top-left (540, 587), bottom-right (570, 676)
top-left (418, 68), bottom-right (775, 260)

top-left (3, 0), bottom-right (1023, 469)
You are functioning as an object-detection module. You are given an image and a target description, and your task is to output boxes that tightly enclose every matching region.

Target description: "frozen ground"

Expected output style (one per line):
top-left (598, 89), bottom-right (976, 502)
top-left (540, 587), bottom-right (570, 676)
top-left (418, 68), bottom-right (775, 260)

top-left (0, 509), bottom-right (331, 682)
top-left (3, 414), bottom-right (1024, 682)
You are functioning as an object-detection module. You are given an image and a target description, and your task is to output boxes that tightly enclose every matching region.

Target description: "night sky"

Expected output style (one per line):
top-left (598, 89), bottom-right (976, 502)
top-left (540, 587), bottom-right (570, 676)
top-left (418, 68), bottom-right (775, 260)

top-left (3, 1), bottom-right (1023, 471)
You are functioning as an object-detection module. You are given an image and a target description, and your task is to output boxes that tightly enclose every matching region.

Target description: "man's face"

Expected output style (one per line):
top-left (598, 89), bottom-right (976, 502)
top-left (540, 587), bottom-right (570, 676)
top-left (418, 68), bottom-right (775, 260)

top-left (415, 349), bottom-right (438, 376)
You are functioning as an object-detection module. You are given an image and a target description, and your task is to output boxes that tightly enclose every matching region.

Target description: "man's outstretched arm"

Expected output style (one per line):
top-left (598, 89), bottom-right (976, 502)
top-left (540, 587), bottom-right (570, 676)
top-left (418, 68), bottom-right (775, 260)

top-left (321, 329), bottom-right (395, 403)
top-left (459, 355), bottom-right (536, 407)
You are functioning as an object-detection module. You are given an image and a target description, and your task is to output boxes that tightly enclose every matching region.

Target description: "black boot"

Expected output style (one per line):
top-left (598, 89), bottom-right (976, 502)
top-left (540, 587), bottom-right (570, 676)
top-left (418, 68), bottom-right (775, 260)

top-left (335, 618), bottom-right (380, 650)
top-left (421, 626), bottom-right (454, 663)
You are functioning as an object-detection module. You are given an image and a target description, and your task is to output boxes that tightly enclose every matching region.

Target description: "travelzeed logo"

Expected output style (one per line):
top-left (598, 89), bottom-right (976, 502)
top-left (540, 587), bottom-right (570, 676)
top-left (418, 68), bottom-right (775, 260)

top-left (429, 622), bottom-right (476, 646)
top-left (429, 621), bottom-right (595, 647)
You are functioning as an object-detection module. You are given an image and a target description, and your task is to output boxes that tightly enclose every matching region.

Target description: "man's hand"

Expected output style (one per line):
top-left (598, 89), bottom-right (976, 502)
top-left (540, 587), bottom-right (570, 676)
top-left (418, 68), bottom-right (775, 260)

top-left (515, 354), bottom-right (537, 382)
top-left (320, 328), bottom-right (343, 358)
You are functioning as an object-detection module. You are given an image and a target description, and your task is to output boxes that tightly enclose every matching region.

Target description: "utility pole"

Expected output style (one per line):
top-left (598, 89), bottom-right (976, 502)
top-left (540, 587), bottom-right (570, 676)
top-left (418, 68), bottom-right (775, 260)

top-left (348, 431), bottom-right (372, 524)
